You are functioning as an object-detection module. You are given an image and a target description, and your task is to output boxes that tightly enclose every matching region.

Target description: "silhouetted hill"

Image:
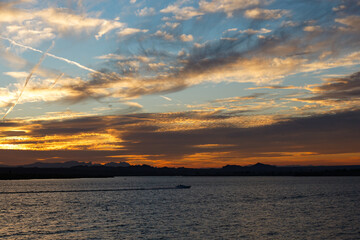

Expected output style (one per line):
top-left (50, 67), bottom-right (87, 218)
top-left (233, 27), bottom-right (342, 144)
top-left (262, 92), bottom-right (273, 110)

top-left (22, 161), bottom-right (94, 168)
top-left (104, 162), bottom-right (130, 167)
top-left (17, 161), bottom-right (130, 168)
top-left (249, 163), bottom-right (276, 168)
top-left (0, 162), bottom-right (359, 179)
top-left (222, 165), bottom-right (244, 169)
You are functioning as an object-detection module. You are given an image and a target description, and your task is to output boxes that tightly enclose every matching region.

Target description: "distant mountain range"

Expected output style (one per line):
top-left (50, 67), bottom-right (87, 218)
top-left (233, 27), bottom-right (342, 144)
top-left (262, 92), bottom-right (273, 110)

top-left (223, 162), bottom-right (276, 169)
top-left (0, 161), bottom-right (359, 179)
top-left (1, 161), bottom-right (275, 169)
top-left (0, 161), bottom-right (130, 168)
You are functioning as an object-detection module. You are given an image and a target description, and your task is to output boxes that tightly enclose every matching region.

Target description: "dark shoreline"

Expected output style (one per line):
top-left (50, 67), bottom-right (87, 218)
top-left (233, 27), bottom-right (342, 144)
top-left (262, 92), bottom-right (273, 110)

top-left (1, 164), bottom-right (360, 180)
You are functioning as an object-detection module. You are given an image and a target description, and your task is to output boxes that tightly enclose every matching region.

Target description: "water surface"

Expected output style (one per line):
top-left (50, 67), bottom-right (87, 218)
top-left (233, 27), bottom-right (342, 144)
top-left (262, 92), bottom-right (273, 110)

top-left (1, 177), bottom-right (359, 239)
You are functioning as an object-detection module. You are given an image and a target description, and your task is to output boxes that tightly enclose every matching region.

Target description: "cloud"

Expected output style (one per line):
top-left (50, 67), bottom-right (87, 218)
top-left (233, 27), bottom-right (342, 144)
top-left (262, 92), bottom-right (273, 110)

top-left (56, 54), bottom-right (303, 105)
top-left (136, 7), bottom-right (156, 16)
top-left (211, 93), bottom-right (266, 103)
top-left (0, 74), bottom-right (89, 109)
top-left (35, 8), bottom-right (125, 39)
top-left (180, 34), bottom-right (194, 42)
top-left (244, 8), bottom-right (288, 20)
top-left (2, 0), bottom-right (360, 125)
top-left (239, 28), bottom-right (271, 34)
top-left (199, 0), bottom-right (264, 17)
top-left (163, 22), bottom-right (180, 29)
top-left (2, 42), bottom-right (54, 120)
top-left (0, 109), bottom-right (359, 166)
top-left (0, 3), bottom-right (125, 40)
top-left (160, 0), bottom-right (268, 19)
top-left (0, 1), bottom-right (32, 23)
top-left (248, 85), bottom-right (302, 90)
top-left (66, 26), bottom-right (360, 104)
top-left (4, 22), bottom-right (55, 46)
top-left (160, 4), bottom-right (203, 20)
top-left (119, 102), bottom-right (143, 114)
top-left (333, 5), bottom-right (346, 12)
top-left (117, 28), bottom-right (148, 37)
top-left (4, 71), bottom-right (29, 79)
top-left (148, 62), bottom-right (166, 70)
top-left (303, 25), bottom-right (322, 32)
top-left (153, 30), bottom-right (175, 41)
top-left (4, 1), bottom-right (359, 110)
top-left (335, 15), bottom-right (360, 32)
top-left (304, 71), bottom-right (360, 101)
top-left (300, 51), bottom-right (360, 73)
top-left (0, 42), bottom-right (28, 68)
top-left (95, 53), bottom-right (150, 63)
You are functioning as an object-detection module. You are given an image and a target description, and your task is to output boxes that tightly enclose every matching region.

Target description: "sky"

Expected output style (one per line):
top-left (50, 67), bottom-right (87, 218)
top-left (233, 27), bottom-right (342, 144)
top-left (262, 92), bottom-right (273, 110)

top-left (0, 0), bottom-right (359, 167)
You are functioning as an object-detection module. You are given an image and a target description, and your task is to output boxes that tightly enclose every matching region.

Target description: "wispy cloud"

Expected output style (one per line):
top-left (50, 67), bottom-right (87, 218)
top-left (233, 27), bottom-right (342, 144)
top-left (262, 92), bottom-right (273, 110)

top-left (304, 71), bottom-right (360, 101)
top-left (36, 8), bottom-right (125, 39)
top-left (199, 0), bottom-right (265, 17)
top-left (136, 7), bottom-right (156, 17)
top-left (0, 2), bottom-right (125, 40)
top-left (244, 8), bottom-right (288, 20)
top-left (117, 28), bottom-right (148, 37)
top-left (2, 42), bottom-right (54, 120)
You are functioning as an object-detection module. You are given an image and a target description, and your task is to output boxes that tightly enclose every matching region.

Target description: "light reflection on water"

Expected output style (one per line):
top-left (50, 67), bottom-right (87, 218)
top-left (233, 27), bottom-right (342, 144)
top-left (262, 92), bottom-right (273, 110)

top-left (0, 177), bottom-right (359, 239)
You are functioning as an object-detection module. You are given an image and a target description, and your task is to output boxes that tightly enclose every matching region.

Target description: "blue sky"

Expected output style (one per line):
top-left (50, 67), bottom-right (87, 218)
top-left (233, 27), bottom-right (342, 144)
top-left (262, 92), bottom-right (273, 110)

top-left (0, 0), bottom-right (359, 167)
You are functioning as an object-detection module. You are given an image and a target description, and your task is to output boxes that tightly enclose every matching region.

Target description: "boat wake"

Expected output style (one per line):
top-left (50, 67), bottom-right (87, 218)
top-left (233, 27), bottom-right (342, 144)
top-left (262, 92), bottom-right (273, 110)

top-left (0, 186), bottom-right (191, 195)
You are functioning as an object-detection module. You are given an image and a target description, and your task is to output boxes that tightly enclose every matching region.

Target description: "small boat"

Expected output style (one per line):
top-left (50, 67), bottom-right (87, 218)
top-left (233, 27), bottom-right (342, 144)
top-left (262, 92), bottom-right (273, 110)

top-left (176, 184), bottom-right (191, 189)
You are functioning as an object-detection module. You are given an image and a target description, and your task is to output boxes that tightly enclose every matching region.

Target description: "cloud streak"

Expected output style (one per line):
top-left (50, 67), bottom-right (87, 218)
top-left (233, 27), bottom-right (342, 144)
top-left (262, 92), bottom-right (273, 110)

top-left (304, 71), bottom-right (360, 101)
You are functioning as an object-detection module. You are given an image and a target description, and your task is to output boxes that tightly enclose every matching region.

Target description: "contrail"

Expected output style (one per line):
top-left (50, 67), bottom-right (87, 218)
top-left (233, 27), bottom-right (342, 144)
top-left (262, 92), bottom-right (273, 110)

top-left (50, 73), bottom-right (64, 88)
top-left (160, 95), bottom-right (172, 101)
top-left (0, 36), bottom-right (99, 73)
top-left (0, 36), bottom-right (42, 54)
top-left (46, 52), bottom-right (99, 73)
top-left (2, 42), bottom-right (54, 120)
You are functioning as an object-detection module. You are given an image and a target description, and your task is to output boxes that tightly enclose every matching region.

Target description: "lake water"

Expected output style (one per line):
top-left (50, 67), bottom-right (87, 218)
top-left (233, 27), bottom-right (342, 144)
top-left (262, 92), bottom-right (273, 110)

top-left (0, 177), bottom-right (359, 239)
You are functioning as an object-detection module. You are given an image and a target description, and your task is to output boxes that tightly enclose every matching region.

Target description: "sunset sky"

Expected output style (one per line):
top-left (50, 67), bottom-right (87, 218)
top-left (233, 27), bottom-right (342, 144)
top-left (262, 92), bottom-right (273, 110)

top-left (0, 0), bottom-right (359, 167)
